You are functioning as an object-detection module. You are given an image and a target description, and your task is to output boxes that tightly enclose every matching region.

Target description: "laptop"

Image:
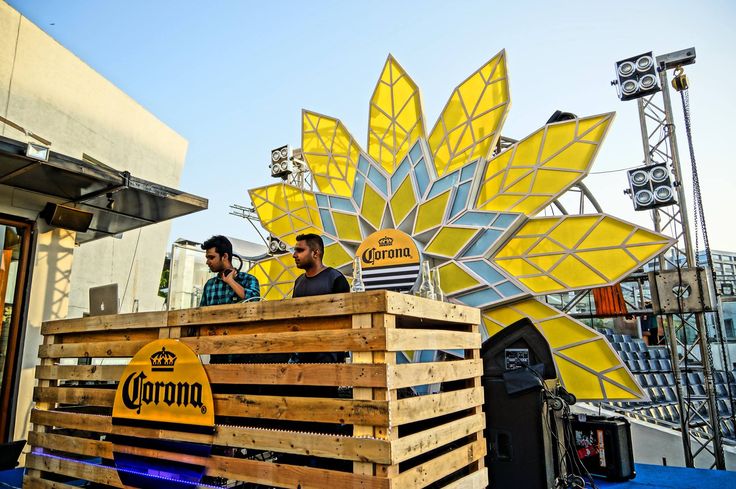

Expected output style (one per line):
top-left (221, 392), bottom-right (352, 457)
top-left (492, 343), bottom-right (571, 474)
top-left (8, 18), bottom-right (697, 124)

top-left (89, 283), bottom-right (119, 316)
top-left (0, 440), bottom-right (25, 470)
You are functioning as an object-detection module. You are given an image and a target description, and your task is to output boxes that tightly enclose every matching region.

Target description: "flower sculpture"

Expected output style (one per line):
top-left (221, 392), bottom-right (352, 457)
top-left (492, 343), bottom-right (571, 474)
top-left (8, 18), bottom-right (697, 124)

top-left (247, 51), bottom-right (673, 400)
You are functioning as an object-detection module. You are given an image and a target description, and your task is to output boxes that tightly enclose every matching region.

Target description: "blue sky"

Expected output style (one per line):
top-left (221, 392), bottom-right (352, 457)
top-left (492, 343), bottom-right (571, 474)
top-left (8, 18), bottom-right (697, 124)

top-left (8, 0), bottom-right (736, 252)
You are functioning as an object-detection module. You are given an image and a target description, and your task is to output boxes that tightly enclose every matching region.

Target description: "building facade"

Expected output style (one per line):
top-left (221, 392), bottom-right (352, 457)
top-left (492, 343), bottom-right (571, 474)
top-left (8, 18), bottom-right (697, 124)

top-left (0, 1), bottom-right (205, 444)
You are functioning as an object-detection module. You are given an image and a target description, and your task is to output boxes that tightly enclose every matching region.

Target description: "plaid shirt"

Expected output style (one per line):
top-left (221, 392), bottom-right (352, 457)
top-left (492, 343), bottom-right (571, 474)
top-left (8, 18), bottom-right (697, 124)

top-left (199, 271), bottom-right (260, 306)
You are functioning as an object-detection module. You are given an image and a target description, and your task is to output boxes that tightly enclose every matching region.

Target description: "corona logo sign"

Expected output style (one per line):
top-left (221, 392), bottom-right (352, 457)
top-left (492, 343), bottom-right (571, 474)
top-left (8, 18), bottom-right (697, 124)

top-left (356, 229), bottom-right (420, 291)
top-left (111, 339), bottom-right (214, 488)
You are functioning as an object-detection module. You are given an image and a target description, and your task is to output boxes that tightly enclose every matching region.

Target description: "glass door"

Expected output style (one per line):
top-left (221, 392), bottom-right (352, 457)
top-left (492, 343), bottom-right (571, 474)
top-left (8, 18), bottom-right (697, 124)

top-left (0, 217), bottom-right (32, 441)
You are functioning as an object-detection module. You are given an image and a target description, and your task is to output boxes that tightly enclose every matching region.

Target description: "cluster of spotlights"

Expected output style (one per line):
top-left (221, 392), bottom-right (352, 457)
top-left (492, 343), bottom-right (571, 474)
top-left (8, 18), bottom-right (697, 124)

top-left (626, 163), bottom-right (676, 211)
top-left (267, 235), bottom-right (289, 254)
top-left (270, 144), bottom-right (292, 179)
top-left (613, 52), bottom-right (660, 101)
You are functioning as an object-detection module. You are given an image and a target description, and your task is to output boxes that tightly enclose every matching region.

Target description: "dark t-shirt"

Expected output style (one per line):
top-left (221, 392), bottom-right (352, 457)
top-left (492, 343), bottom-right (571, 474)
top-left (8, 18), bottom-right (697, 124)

top-left (292, 267), bottom-right (349, 365)
top-left (292, 267), bottom-right (350, 298)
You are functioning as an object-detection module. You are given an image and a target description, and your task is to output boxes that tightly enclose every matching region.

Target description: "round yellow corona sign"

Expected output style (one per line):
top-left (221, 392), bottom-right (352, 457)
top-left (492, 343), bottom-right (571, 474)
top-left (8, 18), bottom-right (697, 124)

top-left (111, 339), bottom-right (214, 488)
top-left (356, 229), bottom-right (420, 291)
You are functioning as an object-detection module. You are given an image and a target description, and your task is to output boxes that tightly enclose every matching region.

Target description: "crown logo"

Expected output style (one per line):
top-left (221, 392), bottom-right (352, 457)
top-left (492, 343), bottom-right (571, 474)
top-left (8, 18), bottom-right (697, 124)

top-left (378, 236), bottom-right (393, 247)
top-left (150, 347), bottom-right (177, 372)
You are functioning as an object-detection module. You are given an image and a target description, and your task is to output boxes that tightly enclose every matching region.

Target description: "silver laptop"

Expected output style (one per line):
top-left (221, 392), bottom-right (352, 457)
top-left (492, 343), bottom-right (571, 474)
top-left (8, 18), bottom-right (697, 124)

top-left (89, 284), bottom-right (119, 316)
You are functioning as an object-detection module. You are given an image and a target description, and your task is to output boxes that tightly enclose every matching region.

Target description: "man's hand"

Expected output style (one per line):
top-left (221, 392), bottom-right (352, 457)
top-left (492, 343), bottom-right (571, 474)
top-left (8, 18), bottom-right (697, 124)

top-left (221, 268), bottom-right (246, 300)
top-left (220, 268), bottom-right (236, 283)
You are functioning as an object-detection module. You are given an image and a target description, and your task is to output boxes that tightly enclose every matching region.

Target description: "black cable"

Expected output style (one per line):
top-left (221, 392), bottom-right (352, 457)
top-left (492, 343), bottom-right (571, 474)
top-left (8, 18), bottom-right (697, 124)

top-left (520, 365), bottom-right (598, 488)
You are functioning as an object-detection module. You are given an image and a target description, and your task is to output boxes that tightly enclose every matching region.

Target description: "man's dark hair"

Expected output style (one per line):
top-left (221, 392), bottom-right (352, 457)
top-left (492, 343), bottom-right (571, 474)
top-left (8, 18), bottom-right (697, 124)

top-left (296, 233), bottom-right (324, 257)
top-left (201, 235), bottom-right (233, 260)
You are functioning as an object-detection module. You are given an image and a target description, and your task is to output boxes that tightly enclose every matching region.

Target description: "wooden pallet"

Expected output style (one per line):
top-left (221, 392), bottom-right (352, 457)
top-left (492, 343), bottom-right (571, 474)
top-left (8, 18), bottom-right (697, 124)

top-left (25, 290), bottom-right (488, 488)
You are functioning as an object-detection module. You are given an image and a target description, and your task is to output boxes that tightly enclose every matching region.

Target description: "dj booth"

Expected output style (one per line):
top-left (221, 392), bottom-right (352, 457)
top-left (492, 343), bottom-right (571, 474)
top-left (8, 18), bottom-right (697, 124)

top-left (25, 291), bottom-right (488, 488)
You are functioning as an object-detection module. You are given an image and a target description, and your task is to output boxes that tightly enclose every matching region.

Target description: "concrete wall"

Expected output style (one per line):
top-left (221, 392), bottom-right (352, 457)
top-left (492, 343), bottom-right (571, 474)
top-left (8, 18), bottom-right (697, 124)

top-left (0, 0), bottom-right (187, 317)
top-left (0, 0), bottom-right (189, 443)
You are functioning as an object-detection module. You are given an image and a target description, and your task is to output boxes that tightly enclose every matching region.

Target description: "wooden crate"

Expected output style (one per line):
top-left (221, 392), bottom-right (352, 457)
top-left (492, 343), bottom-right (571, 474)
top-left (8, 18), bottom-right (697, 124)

top-left (25, 290), bottom-right (488, 488)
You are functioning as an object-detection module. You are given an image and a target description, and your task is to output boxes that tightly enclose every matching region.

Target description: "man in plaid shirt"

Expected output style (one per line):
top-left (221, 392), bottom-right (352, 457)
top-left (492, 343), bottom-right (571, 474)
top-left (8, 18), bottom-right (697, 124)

top-left (199, 235), bottom-right (259, 306)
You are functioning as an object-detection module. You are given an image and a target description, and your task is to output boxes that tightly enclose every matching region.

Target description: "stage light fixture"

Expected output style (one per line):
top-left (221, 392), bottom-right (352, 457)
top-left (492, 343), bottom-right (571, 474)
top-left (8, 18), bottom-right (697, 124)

top-left (654, 186), bottom-right (674, 203)
top-left (636, 55), bottom-right (654, 72)
top-left (270, 144), bottom-right (293, 179)
top-left (613, 51), bottom-right (661, 101)
top-left (267, 235), bottom-right (289, 255)
top-left (618, 61), bottom-right (635, 78)
top-left (626, 163), bottom-right (677, 211)
top-left (26, 142), bottom-right (49, 161)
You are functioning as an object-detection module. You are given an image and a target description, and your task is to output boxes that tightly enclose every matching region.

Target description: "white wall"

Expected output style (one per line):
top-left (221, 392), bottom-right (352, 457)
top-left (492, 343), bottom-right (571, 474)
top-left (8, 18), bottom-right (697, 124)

top-left (0, 0), bottom-right (188, 317)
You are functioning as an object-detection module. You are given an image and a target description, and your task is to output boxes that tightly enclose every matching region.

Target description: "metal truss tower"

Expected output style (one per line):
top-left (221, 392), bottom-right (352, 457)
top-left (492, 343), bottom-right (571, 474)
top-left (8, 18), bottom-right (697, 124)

top-left (635, 51), bottom-right (725, 469)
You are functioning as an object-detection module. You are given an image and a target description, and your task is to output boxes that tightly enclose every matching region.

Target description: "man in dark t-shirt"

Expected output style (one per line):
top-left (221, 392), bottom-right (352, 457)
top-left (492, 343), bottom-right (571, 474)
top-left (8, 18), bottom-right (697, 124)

top-left (292, 233), bottom-right (349, 364)
top-left (289, 233), bottom-right (352, 460)
top-left (292, 234), bottom-right (350, 297)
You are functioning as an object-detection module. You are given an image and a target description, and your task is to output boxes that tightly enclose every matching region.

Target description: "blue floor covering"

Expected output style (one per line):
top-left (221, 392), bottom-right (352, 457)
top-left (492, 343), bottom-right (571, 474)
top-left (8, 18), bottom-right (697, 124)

top-left (594, 463), bottom-right (736, 489)
top-left (0, 468), bottom-right (22, 488)
top-left (3, 464), bottom-right (735, 488)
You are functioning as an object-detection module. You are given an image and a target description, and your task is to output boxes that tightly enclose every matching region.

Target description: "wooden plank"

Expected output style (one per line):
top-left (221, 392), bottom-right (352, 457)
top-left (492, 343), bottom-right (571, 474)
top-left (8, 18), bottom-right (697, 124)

top-left (206, 362), bottom-right (388, 387)
top-left (385, 329), bottom-right (480, 351)
top-left (391, 439), bottom-right (485, 488)
top-left (27, 332), bottom-right (58, 482)
top-left (392, 387), bottom-right (484, 426)
top-left (439, 468), bottom-right (489, 489)
top-left (352, 313), bottom-right (376, 476)
top-left (33, 362), bottom-right (389, 387)
top-left (170, 290), bottom-right (478, 326)
top-left (32, 389), bottom-right (389, 426)
top-left (206, 454), bottom-right (390, 489)
top-left (199, 315), bottom-right (353, 335)
top-left (23, 475), bottom-right (82, 489)
top-left (33, 387), bottom-right (115, 406)
top-left (390, 413), bottom-right (485, 464)
top-left (35, 364), bottom-right (126, 382)
top-left (180, 329), bottom-right (387, 355)
top-left (370, 313), bottom-right (399, 480)
top-left (215, 394), bottom-right (389, 425)
top-left (388, 359), bottom-right (482, 389)
top-left (25, 453), bottom-right (123, 488)
top-left (167, 291), bottom-right (389, 326)
top-left (31, 409), bottom-right (111, 434)
top-left (29, 430), bottom-right (213, 467)
top-left (216, 424), bottom-right (391, 463)
top-left (29, 409), bottom-right (391, 463)
top-left (41, 329), bottom-right (390, 359)
top-left (42, 311), bottom-right (167, 335)
top-left (59, 328), bottom-right (161, 344)
top-left (29, 431), bottom-right (110, 459)
top-left (385, 292), bottom-right (480, 324)
top-left (39, 339), bottom-right (148, 359)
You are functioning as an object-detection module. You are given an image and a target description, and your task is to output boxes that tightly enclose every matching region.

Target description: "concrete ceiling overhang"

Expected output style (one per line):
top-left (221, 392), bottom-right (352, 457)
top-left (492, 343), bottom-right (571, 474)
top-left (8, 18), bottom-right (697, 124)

top-left (0, 135), bottom-right (208, 244)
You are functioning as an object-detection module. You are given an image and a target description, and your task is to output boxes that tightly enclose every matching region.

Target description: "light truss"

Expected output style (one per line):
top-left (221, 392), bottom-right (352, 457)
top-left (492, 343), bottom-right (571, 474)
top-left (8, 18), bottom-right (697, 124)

top-left (634, 61), bottom-right (725, 469)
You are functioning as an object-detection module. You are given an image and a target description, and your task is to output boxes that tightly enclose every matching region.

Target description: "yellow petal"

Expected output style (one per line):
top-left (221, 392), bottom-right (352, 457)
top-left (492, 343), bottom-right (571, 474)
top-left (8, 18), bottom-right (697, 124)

top-left (494, 214), bottom-right (673, 294)
top-left (428, 51), bottom-right (510, 177)
top-left (368, 55), bottom-right (425, 174)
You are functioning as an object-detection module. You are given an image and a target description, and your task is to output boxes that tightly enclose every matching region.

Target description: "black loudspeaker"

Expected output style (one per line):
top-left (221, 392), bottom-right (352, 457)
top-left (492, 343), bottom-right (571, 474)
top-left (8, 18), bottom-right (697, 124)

top-left (482, 318), bottom-right (565, 489)
top-left (571, 415), bottom-right (635, 481)
top-left (42, 203), bottom-right (93, 233)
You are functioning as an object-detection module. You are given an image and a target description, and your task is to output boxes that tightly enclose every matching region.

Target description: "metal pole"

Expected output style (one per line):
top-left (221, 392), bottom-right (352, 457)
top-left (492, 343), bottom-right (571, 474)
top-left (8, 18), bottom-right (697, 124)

top-left (658, 67), bottom-right (725, 469)
top-left (648, 201), bottom-right (694, 465)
